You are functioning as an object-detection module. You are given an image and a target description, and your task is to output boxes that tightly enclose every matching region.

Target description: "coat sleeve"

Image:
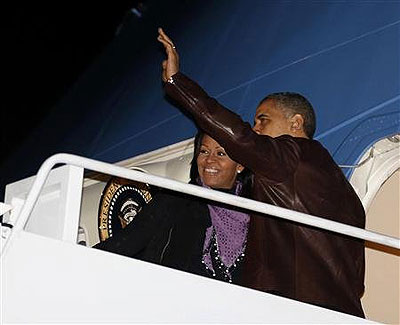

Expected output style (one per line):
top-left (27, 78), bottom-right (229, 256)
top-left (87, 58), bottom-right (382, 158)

top-left (93, 192), bottom-right (173, 257)
top-left (165, 72), bottom-right (300, 181)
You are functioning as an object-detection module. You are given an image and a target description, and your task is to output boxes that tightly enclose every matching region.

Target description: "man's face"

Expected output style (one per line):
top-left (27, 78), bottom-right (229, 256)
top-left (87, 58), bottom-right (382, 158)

top-left (252, 99), bottom-right (293, 137)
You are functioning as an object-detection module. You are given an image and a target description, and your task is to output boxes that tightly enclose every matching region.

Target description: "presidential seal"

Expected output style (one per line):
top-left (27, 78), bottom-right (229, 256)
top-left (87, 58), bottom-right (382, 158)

top-left (98, 177), bottom-right (152, 241)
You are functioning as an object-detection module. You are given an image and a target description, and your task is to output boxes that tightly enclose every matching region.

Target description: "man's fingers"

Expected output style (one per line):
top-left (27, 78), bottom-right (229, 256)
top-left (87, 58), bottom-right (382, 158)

top-left (158, 28), bottom-right (174, 44)
top-left (158, 28), bottom-right (176, 50)
top-left (159, 36), bottom-right (175, 50)
top-left (158, 36), bottom-right (174, 52)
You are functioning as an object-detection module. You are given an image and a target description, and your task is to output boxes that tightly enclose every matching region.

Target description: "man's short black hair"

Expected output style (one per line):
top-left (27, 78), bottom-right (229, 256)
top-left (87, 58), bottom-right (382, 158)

top-left (260, 92), bottom-right (316, 139)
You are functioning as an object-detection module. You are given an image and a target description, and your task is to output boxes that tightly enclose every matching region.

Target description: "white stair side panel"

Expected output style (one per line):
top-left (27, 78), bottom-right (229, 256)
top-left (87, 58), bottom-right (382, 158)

top-left (2, 231), bottom-right (373, 324)
top-left (4, 165), bottom-right (83, 243)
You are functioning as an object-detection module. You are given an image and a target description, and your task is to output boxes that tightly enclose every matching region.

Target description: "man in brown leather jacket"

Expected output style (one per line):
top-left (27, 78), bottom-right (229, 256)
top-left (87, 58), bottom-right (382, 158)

top-left (158, 28), bottom-right (365, 317)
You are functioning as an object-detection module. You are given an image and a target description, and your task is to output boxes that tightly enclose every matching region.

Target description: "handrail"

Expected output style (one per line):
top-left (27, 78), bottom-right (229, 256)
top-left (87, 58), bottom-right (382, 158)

top-left (4, 153), bottom-right (400, 255)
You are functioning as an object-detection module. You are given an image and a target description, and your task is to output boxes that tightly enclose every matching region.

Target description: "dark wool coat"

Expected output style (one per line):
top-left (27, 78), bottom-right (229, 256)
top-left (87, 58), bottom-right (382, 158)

top-left (94, 191), bottom-right (211, 277)
top-left (94, 190), bottom-right (245, 282)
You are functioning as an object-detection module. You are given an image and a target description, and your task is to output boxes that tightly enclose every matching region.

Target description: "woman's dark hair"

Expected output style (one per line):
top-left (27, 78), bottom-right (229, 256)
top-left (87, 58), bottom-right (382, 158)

top-left (189, 131), bottom-right (252, 198)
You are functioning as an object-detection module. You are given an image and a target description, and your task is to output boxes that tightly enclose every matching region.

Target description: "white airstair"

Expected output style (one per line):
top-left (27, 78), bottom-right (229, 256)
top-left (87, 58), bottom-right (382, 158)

top-left (2, 153), bottom-right (398, 323)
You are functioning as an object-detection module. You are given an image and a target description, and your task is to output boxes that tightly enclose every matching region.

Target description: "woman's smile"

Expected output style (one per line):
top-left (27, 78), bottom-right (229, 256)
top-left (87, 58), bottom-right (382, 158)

top-left (197, 135), bottom-right (243, 189)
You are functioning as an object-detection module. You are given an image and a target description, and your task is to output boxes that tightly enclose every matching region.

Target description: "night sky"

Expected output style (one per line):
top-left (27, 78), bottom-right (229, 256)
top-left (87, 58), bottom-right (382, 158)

top-left (2, 1), bottom-right (146, 164)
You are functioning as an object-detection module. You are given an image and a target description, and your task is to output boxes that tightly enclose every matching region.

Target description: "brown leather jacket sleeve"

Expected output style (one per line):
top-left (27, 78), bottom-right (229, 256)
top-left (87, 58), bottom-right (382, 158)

top-left (165, 73), bottom-right (366, 318)
top-left (165, 72), bottom-right (300, 182)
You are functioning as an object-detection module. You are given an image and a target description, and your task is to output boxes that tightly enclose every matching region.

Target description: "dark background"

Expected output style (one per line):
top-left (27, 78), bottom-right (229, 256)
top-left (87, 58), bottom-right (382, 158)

top-left (2, 1), bottom-right (147, 164)
top-left (2, 1), bottom-right (398, 196)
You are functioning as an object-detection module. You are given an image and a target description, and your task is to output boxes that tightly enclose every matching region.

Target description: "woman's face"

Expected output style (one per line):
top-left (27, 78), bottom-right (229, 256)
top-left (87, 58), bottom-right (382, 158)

top-left (197, 135), bottom-right (243, 189)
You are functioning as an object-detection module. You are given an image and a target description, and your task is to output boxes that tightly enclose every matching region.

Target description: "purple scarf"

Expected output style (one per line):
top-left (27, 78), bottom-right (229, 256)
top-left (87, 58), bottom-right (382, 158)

top-left (201, 181), bottom-right (250, 272)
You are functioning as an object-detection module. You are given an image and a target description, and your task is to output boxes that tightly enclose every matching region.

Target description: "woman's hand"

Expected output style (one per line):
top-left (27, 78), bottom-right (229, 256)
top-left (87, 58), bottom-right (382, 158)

top-left (157, 28), bottom-right (179, 82)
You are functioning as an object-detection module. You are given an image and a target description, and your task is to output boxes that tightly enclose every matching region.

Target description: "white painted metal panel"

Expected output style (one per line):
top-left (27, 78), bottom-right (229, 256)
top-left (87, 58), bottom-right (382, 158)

top-left (4, 165), bottom-right (83, 243)
top-left (1, 231), bottom-right (373, 323)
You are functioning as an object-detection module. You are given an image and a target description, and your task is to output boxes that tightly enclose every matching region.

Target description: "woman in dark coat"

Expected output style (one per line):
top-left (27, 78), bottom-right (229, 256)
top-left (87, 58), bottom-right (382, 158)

top-left (94, 132), bottom-right (252, 283)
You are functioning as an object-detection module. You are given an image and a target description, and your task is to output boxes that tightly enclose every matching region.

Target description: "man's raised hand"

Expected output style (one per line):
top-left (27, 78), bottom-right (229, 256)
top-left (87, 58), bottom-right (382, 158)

top-left (157, 28), bottom-right (179, 82)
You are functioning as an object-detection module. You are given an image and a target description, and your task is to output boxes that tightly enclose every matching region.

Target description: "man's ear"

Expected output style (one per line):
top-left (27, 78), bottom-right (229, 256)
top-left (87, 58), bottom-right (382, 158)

top-left (290, 114), bottom-right (305, 134)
